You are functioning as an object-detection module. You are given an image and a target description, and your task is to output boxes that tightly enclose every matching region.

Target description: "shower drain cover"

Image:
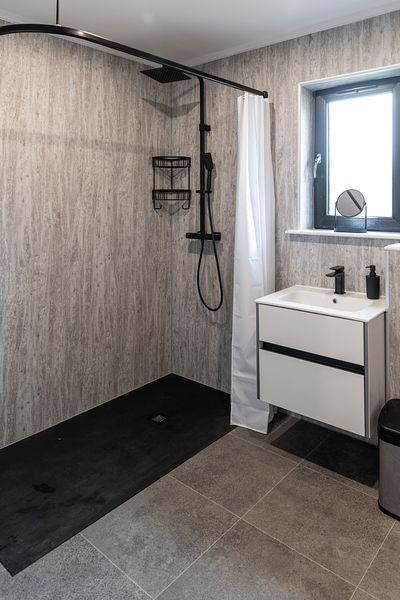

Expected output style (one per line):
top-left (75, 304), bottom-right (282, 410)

top-left (32, 483), bottom-right (56, 494)
top-left (151, 414), bottom-right (167, 423)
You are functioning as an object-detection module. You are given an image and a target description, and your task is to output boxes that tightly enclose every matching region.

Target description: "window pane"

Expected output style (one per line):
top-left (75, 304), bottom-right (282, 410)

top-left (328, 92), bottom-right (392, 217)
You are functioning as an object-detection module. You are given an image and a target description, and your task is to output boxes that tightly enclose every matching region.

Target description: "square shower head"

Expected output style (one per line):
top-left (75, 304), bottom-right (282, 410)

top-left (141, 66), bottom-right (191, 84)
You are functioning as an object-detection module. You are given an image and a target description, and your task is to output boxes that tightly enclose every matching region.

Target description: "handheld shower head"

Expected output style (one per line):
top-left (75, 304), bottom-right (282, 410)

top-left (204, 152), bottom-right (214, 171)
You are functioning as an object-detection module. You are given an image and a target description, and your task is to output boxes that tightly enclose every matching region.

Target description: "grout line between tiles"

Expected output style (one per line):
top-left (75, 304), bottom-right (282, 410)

top-left (239, 460), bottom-right (302, 520)
top-left (351, 590), bottom-right (380, 600)
top-left (301, 431), bottom-right (334, 460)
top-left (236, 431), bottom-right (393, 598)
top-left (242, 519), bottom-right (356, 589)
top-left (79, 533), bottom-right (154, 600)
top-left (228, 429), bottom-right (300, 464)
top-left (234, 427), bottom-right (381, 503)
top-left (237, 434), bottom-right (371, 588)
top-left (153, 519), bottom-right (239, 599)
top-left (348, 588), bottom-right (379, 600)
top-left (167, 473), bottom-right (241, 518)
top-left (83, 426), bottom-right (385, 600)
top-left (230, 421), bottom-right (332, 467)
top-left (80, 421), bottom-right (385, 600)
top-left (236, 430), bottom-right (335, 522)
top-left (300, 462), bottom-right (379, 500)
top-left (154, 458), bottom-right (303, 598)
top-left (356, 520), bottom-right (396, 595)
top-left (355, 591), bottom-right (379, 600)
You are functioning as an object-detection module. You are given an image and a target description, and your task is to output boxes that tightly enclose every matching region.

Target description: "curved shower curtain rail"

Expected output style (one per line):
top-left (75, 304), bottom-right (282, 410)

top-left (0, 23), bottom-right (268, 98)
top-left (0, 20), bottom-right (268, 312)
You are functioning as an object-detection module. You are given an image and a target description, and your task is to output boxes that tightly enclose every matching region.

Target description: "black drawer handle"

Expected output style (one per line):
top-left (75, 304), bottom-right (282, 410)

top-left (260, 342), bottom-right (365, 376)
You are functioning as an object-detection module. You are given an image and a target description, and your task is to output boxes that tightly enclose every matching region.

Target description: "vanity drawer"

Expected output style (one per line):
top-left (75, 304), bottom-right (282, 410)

top-left (258, 304), bottom-right (364, 365)
top-left (259, 350), bottom-right (365, 436)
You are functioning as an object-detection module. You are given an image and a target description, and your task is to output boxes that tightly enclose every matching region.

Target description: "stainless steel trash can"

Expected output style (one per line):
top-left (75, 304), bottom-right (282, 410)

top-left (378, 399), bottom-right (400, 520)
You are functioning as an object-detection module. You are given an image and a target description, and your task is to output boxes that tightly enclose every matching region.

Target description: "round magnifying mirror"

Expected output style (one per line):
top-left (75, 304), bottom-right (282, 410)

top-left (336, 189), bottom-right (366, 217)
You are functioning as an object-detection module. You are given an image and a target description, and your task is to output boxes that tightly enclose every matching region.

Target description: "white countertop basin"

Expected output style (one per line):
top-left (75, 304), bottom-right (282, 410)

top-left (256, 285), bottom-right (386, 322)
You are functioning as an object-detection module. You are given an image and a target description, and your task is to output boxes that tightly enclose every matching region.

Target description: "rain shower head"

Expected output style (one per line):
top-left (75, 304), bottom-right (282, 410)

top-left (141, 65), bottom-right (191, 84)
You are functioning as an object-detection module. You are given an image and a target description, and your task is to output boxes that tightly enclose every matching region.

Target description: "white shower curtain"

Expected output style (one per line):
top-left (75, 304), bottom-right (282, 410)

top-left (230, 93), bottom-right (275, 433)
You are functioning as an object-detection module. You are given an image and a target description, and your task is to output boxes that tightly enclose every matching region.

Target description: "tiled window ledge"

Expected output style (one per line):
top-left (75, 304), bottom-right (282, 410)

top-left (286, 229), bottom-right (400, 241)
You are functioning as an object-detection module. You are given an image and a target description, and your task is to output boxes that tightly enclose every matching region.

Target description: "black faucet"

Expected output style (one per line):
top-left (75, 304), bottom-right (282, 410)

top-left (326, 266), bottom-right (345, 294)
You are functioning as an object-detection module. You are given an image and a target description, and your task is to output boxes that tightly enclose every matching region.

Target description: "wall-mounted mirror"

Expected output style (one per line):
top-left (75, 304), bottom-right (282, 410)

top-left (334, 189), bottom-right (367, 232)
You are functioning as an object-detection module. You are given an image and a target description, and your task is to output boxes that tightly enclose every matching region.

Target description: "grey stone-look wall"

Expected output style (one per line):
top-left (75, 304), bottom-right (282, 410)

top-left (2, 10), bottom-right (400, 448)
top-left (386, 246), bottom-right (400, 400)
top-left (171, 10), bottom-right (400, 392)
top-left (0, 30), bottom-right (172, 447)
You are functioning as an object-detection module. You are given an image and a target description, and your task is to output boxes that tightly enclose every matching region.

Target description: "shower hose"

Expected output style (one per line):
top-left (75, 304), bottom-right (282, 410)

top-left (196, 172), bottom-right (224, 312)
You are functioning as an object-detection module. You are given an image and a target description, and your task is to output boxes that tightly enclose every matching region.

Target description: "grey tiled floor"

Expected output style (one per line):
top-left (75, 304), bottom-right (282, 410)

top-left (0, 415), bottom-right (398, 599)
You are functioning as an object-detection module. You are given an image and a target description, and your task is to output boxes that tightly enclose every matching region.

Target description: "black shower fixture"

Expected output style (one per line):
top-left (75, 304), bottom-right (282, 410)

top-left (143, 68), bottom-right (223, 310)
top-left (141, 66), bottom-right (191, 84)
top-left (184, 78), bottom-right (223, 311)
top-left (0, 0), bottom-right (268, 311)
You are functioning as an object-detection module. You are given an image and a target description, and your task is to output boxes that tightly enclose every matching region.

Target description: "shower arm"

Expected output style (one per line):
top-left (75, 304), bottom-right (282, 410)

top-left (0, 23), bottom-right (268, 100)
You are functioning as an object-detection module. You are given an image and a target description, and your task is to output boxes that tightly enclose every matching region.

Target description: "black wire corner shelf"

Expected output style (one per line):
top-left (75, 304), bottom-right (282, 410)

top-left (152, 156), bottom-right (191, 210)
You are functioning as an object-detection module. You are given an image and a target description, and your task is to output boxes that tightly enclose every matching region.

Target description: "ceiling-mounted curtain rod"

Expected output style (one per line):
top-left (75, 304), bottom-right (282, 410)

top-left (0, 23), bottom-right (268, 98)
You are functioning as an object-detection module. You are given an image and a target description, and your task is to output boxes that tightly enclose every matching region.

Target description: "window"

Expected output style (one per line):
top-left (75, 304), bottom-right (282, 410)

top-left (314, 77), bottom-right (400, 231)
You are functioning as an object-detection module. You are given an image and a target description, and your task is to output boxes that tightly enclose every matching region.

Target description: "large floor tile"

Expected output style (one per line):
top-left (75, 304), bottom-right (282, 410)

top-left (359, 521), bottom-right (399, 599)
top-left (232, 416), bottom-right (330, 462)
top-left (352, 591), bottom-right (377, 600)
top-left (244, 465), bottom-right (393, 584)
top-left (304, 432), bottom-right (379, 498)
top-left (83, 475), bottom-right (237, 598)
top-left (171, 433), bottom-right (296, 515)
top-left (158, 520), bottom-right (354, 600)
top-left (0, 535), bottom-right (148, 600)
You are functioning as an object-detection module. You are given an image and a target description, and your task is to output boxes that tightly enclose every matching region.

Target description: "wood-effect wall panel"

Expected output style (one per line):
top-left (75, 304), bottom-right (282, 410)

top-left (0, 30), bottom-right (172, 447)
top-left (386, 249), bottom-right (400, 400)
top-left (171, 10), bottom-right (400, 393)
top-left (2, 11), bottom-right (400, 446)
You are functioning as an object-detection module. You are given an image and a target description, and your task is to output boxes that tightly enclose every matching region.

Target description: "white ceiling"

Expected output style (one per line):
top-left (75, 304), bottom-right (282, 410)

top-left (0, 0), bottom-right (399, 65)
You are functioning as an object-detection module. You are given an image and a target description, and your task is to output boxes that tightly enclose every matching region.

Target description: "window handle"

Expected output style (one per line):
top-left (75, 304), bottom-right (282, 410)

top-left (313, 154), bottom-right (322, 179)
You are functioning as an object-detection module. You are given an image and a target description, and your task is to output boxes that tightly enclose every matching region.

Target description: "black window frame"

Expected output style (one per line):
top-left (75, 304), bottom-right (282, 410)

top-left (314, 76), bottom-right (400, 232)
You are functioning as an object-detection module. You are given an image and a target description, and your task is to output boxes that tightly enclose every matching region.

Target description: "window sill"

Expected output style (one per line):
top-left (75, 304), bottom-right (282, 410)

top-left (286, 229), bottom-right (400, 240)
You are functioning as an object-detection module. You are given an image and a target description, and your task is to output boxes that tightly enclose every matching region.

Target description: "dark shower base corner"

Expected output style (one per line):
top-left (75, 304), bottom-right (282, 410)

top-left (0, 374), bottom-right (232, 576)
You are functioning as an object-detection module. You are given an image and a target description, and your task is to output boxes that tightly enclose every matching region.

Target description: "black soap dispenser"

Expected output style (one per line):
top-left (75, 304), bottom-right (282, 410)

top-left (365, 265), bottom-right (380, 299)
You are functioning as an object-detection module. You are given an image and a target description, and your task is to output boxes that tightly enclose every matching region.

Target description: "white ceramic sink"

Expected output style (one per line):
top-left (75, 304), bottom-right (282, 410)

top-left (256, 285), bottom-right (386, 322)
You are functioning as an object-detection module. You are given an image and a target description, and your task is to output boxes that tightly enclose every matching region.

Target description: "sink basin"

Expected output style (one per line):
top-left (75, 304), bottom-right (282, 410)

top-left (256, 285), bottom-right (386, 322)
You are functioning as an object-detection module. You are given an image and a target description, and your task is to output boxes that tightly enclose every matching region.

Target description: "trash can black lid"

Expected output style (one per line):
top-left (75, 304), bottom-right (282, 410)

top-left (379, 399), bottom-right (400, 446)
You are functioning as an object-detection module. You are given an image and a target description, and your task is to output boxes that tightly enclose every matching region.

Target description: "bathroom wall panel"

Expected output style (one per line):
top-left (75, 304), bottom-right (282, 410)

top-left (2, 11), bottom-right (400, 447)
top-left (171, 10), bottom-right (400, 393)
top-left (0, 30), bottom-right (172, 447)
top-left (387, 249), bottom-right (400, 399)
top-left (170, 73), bottom-right (239, 391)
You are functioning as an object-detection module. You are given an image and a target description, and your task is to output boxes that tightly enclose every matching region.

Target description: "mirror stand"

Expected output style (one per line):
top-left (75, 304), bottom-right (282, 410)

top-left (334, 202), bottom-right (367, 232)
top-left (334, 189), bottom-right (367, 233)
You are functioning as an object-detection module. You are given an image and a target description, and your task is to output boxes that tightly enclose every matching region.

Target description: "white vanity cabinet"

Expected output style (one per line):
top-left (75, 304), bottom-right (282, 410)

top-left (256, 286), bottom-right (386, 438)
